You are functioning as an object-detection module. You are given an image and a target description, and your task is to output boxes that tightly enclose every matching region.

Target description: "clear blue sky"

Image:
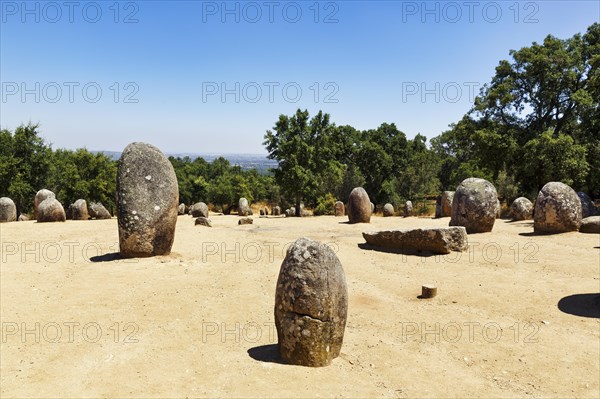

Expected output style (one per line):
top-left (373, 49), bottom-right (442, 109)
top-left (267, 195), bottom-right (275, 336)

top-left (1, 0), bottom-right (598, 154)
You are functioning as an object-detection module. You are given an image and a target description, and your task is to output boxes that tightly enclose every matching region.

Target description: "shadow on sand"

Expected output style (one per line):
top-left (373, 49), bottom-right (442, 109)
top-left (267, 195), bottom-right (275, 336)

top-left (357, 243), bottom-right (438, 258)
top-left (89, 252), bottom-right (123, 263)
top-left (557, 293), bottom-right (600, 318)
top-left (247, 344), bottom-right (286, 364)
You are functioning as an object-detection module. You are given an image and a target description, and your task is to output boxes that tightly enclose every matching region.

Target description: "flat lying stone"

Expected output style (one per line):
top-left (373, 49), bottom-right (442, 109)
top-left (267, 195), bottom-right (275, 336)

top-left (580, 216), bottom-right (600, 234)
top-left (362, 227), bottom-right (468, 254)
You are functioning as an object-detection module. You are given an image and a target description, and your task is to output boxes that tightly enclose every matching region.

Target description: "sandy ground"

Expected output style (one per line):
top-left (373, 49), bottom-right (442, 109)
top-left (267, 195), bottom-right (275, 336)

top-left (1, 214), bottom-right (599, 398)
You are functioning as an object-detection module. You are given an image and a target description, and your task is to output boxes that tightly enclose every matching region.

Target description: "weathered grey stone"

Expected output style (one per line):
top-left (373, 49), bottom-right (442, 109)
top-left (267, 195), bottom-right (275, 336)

top-left (69, 199), bottom-right (89, 220)
top-left (370, 202), bottom-right (375, 213)
top-left (117, 142), bottom-right (179, 258)
top-left (577, 192), bottom-right (599, 218)
top-left (275, 238), bottom-right (348, 367)
top-left (362, 227), bottom-right (468, 254)
top-left (0, 197), bottom-right (17, 223)
top-left (273, 206), bottom-right (281, 216)
top-left (238, 198), bottom-right (250, 216)
top-left (450, 178), bottom-right (498, 233)
top-left (18, 214), bottom-right (30, 221)
top-left (580, 216), bottom-right (600, 234)
top-left (178, 203), bottom-right (186, 215)
top-left (534, 182), bottom-right (582, 234)
top-left (191, 202), bottom-right (209, 218)
top-left (510, 197), bottom-right (533, 221)
top-left (496, 199), bottom-right (501, 218)
top-left (89, 202), bottom-right (112, 219)
top-left (334, 201), bottom-right (345, 217)
top-left (194, 217), bottom-right (212, 227)
top-left (383, 203), bottom-right (394, 217)
top-left (37, 198), bottom-right (66, 223)
top-left (441, 191), bottom-right (454, 217)
top-left (34, 189), bottom-right (55, 219)
top-left (347, 187), bottom-right (371, 224)
top-left (238, 217), bottom-right (253, 225)
top-left (404, 201), bottom-right (413, 217)
top-left (435, 195), bottom-right (443, 218)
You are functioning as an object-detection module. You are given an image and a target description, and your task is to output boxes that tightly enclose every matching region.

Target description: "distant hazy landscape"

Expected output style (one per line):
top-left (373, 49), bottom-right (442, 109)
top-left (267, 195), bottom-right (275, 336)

top-left (94, 151), bottom-right (278, 173)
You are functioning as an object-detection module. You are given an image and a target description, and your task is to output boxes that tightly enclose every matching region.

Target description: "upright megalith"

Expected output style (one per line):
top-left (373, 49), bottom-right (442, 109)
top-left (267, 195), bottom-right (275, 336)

top-left (434, 195), bottom-right (443, 218)
top-left (178, 203), bottom-right (186, 215)
top-left (274, 238), bottom-right (348, 367)
top-left (89, 202), bottom-right (112, 219)
top-left (534, 182), bottom-right (582, 234)
top-left (117, 142), bottom-right (179, 258)
top-left (334, 201), bottom-right (345, 217)
top-left (449, 178), bottom-right (498, 233)
top-left (273, 206), bottom-right (281, 216)
top-left (34, 189), bottom-right (55, 219)
top-left (347, 187), bottom-right (371, 223)
top-left (404, 201), bottom-right (413, 217)
top-left (577, 192), bottom-right (599, 218)
top-left (238, 198), bottom-right (250, 216)
top-left (441, 191), bottom-right (454, 217)
top-left (510, 197), bottom-right (533, 221)
top-left (0, 197), bottom-right (17, 223)
top-left (69, 199), bottom-right (89, 220)
top-left (37, 198), bottom-right (66, 222)
top-left (383, 203), bottom-right (394, 217)
top-left (191, 202), bottom-right (209, 218)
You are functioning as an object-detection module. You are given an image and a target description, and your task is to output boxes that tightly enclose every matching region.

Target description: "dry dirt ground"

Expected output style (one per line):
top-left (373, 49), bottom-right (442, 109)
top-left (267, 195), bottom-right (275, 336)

top-left (1, 215), bottom-right (599, 398)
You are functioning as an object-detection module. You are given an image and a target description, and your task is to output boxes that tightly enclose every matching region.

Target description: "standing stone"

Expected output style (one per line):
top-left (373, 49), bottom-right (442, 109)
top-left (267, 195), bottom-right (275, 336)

top-left (383, 203), bottom-right (395, 217)
top-left (238, 198), bottom-right (250, 216)
top-left (260, 209), bottom-right (265, 216)
top-left (404, 201), bottom-right (413, 217)
top-left (37, 198), bottom-right (66, 223)
top-left (89, 202), bottom-right (112, 219)
top-left (34, 189), bottom-right (55, 219)
top-left (441, 191), bottom-right (454, 217)
top-left (450, 178), bottom-right (498, 233)
top-left (69, 199), bottom-right (89, 220)
top-left (534, 182), bottom-right (582, 234)
top-left (510, 197), bottom-right (533, 220)
top-left (435, 195), bottom-right (443, 218)
top-left (496, 199), bottom-right (502, 218)
top-left (334, 201), bottom-right (345, 217)
top-left (191, 202), bottom-right (209, 218)
top-left (577, 192), bottom-right (599, 218)
top-left (273, 206), bottom-right (281, 216)
top-left (274, 238), bottom-right (348, 367)
top-left (117, 142), bottom-right (179, 258)
top-left (347, 187), bottom-right (371, 224)
top-left (0, 197), bottom-right (17, 223)
top-left (18, 214), bottom-right (30, 221)
top-left (178, 203), bottom-right (186, 215)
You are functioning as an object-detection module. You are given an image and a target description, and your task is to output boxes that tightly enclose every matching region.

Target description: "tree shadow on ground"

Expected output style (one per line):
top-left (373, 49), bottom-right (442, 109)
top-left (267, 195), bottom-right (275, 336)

top-left (357, 243), bottom-right (438, 258)
top-left (557, 293), bottom-right (600, 318)
top-left (89, 252), bottom-right (122, 263)
top-left (247, 344), bottom-right (286, 364)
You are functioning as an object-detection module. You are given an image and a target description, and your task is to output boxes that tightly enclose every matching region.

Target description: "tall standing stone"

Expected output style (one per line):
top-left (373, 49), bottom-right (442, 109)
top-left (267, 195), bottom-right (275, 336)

top-left (0, 197), bottom-right (17, 223)
top-left (347, 187), bottom-right (371, 223)
top-left (274, 238), bottom-right (348, 367)
top-left (450, 178), bottom-right (498, 233)
top-left (117, 142), bottom-right (179, 258)
top-left (534, 182), bottom-right (582, 234)
top-left (238, 197), bottom-right (250, 216)
top-left (34, 189), bottom-right (55, 219)
top-left (334, 201), bottom-right (345, 217)
top-left (273, 206), bottom-right (281, 216)
top-left (441, 191), bottom-right (454, 217)
top-left (404, 201), bottom-right (413, 217)
top-left (434, 195), bottom-right (443, 218)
